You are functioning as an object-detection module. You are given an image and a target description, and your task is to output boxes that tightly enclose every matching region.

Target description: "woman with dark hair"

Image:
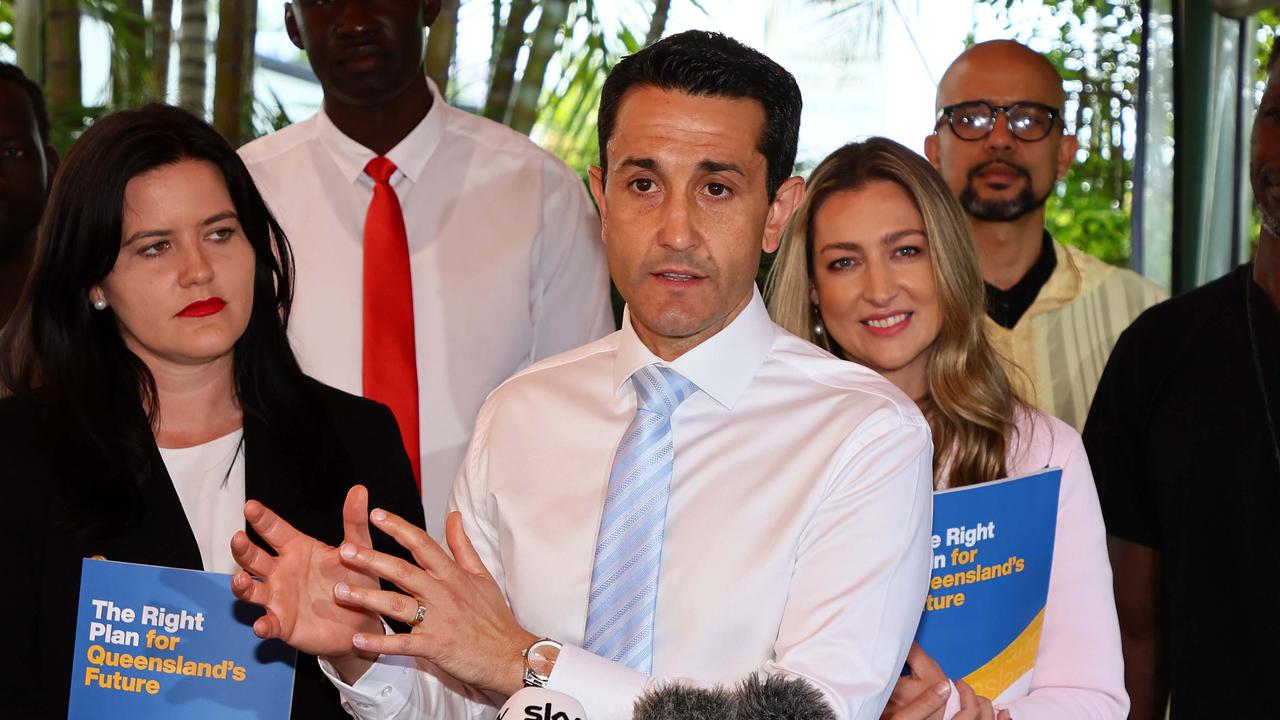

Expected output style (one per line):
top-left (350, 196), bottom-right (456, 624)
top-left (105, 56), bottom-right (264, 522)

top-left (0, 104), bottom-right (423, 719)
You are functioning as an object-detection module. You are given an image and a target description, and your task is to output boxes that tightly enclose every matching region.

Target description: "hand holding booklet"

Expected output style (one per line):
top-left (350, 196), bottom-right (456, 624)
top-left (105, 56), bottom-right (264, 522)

top-left (913, 468), bottom-right (1062, 701)
top-left (68, 558), bottom-right (297, 719)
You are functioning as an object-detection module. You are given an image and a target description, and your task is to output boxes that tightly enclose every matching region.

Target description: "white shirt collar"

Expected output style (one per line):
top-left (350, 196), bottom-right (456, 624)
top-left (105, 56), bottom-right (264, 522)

top-left (612, 285), bottom-right (776, 411)
top-left (312, 78), bottom-right (447, 186)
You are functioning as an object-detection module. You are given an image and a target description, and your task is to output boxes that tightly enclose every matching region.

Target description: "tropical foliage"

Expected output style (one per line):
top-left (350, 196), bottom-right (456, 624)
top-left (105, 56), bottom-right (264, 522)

top-left (465, 0), bottom-right (681, 172)
top-left (3, 0), bottom-right (683, 162)
top-left (4, 0), bottom-right (1218, 274)
top-left (4, 0), bottom-right (260, 151)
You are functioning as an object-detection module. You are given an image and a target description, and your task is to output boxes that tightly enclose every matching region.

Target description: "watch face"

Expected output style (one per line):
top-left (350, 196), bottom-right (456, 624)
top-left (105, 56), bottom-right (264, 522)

top-left (527, 641), bottom-right (561, 677)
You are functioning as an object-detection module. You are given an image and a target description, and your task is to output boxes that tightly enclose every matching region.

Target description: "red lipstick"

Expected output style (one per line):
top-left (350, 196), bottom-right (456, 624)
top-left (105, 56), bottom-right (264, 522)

top-left (177, 297), bottom-right (226, 318)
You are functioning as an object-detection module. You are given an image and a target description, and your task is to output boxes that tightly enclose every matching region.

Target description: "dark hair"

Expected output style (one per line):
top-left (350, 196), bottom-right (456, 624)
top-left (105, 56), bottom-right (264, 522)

top-left (1270, 37), bottom-right (1279, 73)
top-left (596, 30), bottom-right (802, 202)
top-left (0, 62), bottom-right (50, 143)
top-left (0, 104), bottom-right (319, 539)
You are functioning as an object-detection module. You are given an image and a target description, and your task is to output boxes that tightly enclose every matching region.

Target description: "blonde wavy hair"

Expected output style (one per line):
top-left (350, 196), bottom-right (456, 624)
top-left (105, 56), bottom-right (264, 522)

top-left (765, 137), bottom-right (1018, 488)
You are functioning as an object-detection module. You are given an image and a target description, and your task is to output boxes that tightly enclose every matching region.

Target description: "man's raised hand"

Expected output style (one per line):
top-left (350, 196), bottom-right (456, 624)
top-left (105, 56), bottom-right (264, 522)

top-left (229, 485), bottom-right (384, 681)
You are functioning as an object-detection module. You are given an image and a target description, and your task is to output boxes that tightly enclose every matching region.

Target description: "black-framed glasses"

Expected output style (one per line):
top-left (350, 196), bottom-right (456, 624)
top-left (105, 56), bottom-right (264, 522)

top-left (935, 100), bottom-right (1062, 142)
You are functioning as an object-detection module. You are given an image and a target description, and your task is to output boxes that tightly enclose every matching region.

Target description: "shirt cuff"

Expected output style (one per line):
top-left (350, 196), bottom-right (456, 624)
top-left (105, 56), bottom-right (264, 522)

top-left (546, 643), bottom-right (649, 720)
top-left (944, 680), bottom-right (961, 719)
top-left (318, 653), bottom-right (418, 720)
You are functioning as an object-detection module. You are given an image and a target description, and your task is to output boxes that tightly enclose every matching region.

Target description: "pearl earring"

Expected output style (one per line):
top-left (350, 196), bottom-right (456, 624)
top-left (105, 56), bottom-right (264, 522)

top-left (811, 302), bottom-right (825, 337)
top-left (810, 302), bottom-right (834, 354)
top-left (92, 299), bottom-right (108, 311)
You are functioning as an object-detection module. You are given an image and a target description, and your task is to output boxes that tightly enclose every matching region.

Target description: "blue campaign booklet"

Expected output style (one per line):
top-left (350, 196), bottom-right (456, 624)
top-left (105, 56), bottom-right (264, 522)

top-left (67, 558), bottom-right (296, 719)
top-left (914, 468), bottom-right (1062, 700)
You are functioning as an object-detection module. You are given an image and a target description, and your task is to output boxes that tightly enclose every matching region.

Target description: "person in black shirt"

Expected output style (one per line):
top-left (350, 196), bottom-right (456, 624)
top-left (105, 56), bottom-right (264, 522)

top-left (0, 63), bottom-right (57, 331)
top-left (983, 230), bottom-right (1055, 330)
top-left (1084, 43), bottom-right (1280, 720)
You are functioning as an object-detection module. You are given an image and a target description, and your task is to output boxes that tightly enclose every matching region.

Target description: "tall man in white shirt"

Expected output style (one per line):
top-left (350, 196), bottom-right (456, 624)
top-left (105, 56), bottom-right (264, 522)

top-left (238, 0), bottom-right (613, 536)
top-left (230, 30), bottom-right (935, 720)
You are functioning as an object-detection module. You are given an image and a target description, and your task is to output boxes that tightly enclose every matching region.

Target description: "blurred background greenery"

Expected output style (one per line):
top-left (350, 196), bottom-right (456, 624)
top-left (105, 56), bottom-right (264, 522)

top-left (2, 0), bottom-right (1275, 286)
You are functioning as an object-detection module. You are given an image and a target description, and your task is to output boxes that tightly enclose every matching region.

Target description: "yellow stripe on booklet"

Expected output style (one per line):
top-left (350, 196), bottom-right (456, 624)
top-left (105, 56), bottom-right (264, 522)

top-left (914, 468), bottom-right (1062, 701)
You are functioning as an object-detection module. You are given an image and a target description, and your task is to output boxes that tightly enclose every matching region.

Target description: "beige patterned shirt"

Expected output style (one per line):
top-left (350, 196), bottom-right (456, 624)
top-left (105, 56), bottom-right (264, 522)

top-left (986, 240), bottom-right (1168, 431)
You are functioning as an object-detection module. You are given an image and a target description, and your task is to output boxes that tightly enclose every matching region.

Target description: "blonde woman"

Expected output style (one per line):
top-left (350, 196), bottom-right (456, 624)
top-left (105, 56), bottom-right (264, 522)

top-left (767, 138), bottom-right (1126, 720)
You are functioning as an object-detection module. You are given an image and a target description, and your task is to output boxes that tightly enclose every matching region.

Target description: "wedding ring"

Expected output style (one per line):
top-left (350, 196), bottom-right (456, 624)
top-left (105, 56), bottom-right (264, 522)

top-left (409, 600), bottom-right (426, 626)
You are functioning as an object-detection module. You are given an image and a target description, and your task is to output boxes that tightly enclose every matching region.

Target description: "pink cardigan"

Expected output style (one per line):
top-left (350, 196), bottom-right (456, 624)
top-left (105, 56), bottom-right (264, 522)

top-left (941, 409), bottom-right (1128, 719)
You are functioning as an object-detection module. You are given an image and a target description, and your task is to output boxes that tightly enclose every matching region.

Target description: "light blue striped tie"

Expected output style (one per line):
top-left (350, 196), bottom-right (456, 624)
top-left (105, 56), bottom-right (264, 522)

top-left (583, 364), bottom-right (697, 673)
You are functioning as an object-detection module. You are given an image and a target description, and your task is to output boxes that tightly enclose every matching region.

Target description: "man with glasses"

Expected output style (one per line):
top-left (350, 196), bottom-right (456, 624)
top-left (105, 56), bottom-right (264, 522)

top-left (925, 40), bottom-right (1165, 431)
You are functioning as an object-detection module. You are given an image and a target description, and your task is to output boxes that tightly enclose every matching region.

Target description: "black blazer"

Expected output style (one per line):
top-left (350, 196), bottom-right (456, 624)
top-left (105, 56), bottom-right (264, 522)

top-left (0, 378), bottom-right (425, 719)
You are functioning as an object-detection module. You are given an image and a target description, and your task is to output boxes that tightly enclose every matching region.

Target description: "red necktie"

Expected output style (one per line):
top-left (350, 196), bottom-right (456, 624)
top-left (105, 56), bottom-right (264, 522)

top-left (363, 156), bottom-right (421, 490)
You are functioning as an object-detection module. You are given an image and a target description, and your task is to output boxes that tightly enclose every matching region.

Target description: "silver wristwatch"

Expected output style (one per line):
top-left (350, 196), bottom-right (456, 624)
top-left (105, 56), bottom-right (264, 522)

top-left (521, 638), bottom-right (562, 688)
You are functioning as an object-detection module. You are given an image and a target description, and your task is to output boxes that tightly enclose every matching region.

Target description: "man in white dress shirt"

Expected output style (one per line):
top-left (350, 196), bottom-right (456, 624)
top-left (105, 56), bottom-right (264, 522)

top-left (238, 0), bottom-right (613, 536)
top-left (232, 30), bottom-right (934, 720)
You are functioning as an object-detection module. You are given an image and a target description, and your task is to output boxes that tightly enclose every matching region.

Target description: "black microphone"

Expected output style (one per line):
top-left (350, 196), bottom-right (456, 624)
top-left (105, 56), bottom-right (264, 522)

top-left (631, 674), bottom-right (837, 719)
top-left (631, 683), bottom-right (735, 719)
top-left (734, 674), bottom-right (838, 720)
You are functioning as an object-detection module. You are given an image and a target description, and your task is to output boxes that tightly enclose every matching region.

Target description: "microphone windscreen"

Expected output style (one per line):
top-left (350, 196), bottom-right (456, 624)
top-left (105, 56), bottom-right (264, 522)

top-left (497, 686), bottom-right (587, 720)
top-left (632, 682), bottom-right (735, 720)
top-left (734, 674), bottom-right (838, 720)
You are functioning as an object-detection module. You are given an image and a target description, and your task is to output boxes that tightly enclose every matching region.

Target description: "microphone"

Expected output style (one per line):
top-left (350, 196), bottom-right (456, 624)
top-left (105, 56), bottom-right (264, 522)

top-left (734, 674), bottom-right (837, 720)
top-left (632, 683), bottom-right (735, 720)
top-left (496, 687), bottom-right (587, 720)
top-left (632, 674), bottom-right (837, 720)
